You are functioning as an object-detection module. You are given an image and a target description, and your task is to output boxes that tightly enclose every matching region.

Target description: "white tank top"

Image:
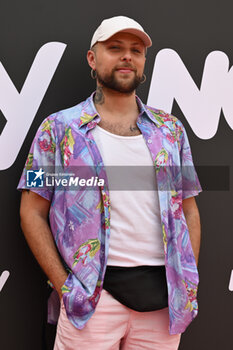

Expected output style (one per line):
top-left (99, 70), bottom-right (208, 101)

top-left (91, 125), bottom-right (165, 266)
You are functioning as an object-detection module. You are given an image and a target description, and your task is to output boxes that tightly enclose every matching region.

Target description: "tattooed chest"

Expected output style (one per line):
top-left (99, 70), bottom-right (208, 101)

top-left (98, 121), bottom-right (141, 136)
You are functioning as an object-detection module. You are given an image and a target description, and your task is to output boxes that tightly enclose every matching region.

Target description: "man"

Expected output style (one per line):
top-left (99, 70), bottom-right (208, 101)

top-left (18, 16), bottom-right (202, 350)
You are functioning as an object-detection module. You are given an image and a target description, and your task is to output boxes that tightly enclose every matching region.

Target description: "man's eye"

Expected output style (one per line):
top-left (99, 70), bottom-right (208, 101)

top-left (132, 49), bottom-right (141, 53)
top-left (109, 46), bottom-right (120, 50)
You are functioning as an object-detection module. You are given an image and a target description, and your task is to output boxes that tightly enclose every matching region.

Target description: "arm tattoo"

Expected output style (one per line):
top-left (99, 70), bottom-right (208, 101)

top-left (94, 87), bottom-right (105, 105)
top-left (22, 189), bottom-right (30, 194)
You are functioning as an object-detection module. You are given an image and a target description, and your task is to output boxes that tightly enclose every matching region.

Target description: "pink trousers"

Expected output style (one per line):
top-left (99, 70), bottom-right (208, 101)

top-left (54, 289), bottom-right (181, 350)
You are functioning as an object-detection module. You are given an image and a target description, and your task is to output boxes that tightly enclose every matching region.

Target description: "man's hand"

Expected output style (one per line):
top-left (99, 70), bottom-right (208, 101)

top-left (182, 196), bottom-right (201, 265)
top-left (20, 190), bottom-right (68, 298)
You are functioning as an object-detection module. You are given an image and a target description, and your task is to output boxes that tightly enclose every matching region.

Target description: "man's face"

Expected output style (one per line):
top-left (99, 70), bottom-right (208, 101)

top-left (89, 32), bottom-right (146, 94)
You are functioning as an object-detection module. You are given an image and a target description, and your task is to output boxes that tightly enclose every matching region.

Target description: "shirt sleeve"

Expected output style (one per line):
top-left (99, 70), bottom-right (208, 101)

top-left (17, 116), bottom-right (57, 201)
top-left (175, 119), bottom-right (202, 199)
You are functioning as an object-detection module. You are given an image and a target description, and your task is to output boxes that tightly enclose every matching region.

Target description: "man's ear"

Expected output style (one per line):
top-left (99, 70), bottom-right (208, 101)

top-left (87, 49), bottom-right (96, 70)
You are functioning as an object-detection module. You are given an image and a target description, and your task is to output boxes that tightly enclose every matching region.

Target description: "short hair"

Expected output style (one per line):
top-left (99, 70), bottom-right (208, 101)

top-left (90, 44), bottom-right (97, 53)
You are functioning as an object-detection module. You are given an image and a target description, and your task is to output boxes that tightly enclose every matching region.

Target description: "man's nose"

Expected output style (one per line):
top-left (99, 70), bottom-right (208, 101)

top-left (120, 50), bottom-right (132, 62)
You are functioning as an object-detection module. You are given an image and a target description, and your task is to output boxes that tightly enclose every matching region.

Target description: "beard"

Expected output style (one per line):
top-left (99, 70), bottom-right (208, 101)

top-left (96, 67), bottom-right (142, 94)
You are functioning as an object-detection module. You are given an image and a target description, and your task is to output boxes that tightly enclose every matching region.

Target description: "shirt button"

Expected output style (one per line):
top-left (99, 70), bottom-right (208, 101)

top-left (138, 120), bottom-right (142, 124)
top-left (147, 139), bottom-right (152, 144)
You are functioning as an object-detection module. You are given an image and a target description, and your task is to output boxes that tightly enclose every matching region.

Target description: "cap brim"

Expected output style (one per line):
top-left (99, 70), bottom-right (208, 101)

top-left (91, 27), bottom-right (152, 48)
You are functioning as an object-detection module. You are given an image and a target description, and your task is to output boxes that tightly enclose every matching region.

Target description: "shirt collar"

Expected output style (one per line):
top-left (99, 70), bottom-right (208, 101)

top-left (78, 91), bottom-right (160, 132)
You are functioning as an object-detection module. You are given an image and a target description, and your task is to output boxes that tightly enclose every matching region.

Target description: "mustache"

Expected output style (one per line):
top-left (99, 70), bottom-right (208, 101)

top-left (114, 64), bottom-right (136, 71)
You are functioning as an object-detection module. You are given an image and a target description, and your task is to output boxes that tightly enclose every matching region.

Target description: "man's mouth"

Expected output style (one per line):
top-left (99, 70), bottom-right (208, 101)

top-left (115, 66), bottom-right (136, 74)
top-left (117, 69), bottom-right (134, 73)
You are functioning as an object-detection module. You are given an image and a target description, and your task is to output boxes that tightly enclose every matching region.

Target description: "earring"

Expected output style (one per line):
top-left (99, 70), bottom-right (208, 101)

top-left (91, 69), bottom-right (97, 79)
top-left (140, 74), bottom-right (146, 84)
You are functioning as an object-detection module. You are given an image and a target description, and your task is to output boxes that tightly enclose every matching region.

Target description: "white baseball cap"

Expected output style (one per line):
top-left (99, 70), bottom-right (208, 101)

top-left (90, 16), bottom-right (152, 49)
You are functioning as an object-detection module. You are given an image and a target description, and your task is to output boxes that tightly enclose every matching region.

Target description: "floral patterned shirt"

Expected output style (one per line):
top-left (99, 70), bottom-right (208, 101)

top-left (17, 92), bottom-right (202, 334)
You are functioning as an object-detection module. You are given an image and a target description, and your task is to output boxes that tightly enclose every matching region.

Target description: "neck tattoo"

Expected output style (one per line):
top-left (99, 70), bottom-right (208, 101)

top-left (94, 86), bottom-right (105, 105)
top-left (130, 125), bottom-right (138, 132)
